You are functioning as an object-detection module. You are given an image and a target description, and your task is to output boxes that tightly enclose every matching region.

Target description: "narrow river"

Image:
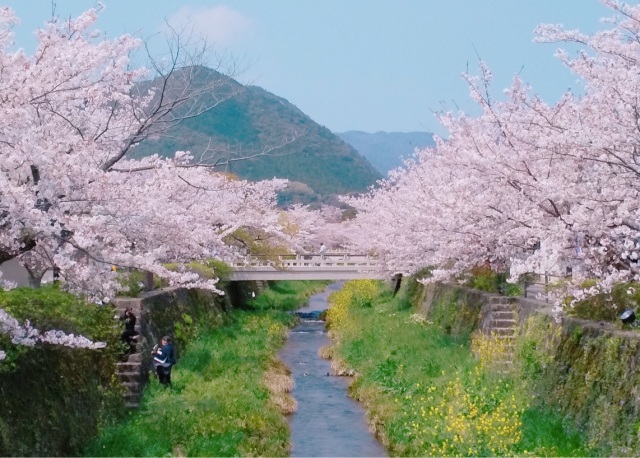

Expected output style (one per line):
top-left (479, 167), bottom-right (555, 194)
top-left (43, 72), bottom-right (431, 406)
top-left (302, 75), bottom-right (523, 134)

top-left (278, 282), bottom-right (387, 457)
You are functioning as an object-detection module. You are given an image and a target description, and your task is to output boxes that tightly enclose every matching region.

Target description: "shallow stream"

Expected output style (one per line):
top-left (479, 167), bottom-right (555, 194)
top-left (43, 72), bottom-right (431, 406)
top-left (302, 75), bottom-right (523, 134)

top-left (278, 282), bottom-right (387, 457)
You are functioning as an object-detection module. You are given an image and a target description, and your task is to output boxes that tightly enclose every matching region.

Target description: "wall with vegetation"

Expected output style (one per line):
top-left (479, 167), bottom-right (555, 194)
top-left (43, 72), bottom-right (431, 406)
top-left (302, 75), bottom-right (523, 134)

top-left (518, 315), bottom-right (640, 454)
top-left (115, 286), bottom-right (233, 366)
top-left (418, 281), bottom-right (640, 455)
top-left (0, 286), bottom-right (123, 457)
top-left (411, 280), bottom-right (489, 338)
top-left (0, 347), bottom-right (125, 457)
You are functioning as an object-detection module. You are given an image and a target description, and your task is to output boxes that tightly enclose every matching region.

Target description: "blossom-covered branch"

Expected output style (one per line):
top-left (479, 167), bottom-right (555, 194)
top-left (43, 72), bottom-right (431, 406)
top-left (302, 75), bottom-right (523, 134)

top-left (0, 307), bottom-right (105, 361)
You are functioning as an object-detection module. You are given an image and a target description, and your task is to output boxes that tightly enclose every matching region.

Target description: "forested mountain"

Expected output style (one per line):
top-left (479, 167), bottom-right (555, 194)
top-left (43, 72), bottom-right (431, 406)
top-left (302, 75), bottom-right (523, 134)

top-left (132, 67), bottom-right (381, 205)
top-left (336, 131), bottom-right (435, 176)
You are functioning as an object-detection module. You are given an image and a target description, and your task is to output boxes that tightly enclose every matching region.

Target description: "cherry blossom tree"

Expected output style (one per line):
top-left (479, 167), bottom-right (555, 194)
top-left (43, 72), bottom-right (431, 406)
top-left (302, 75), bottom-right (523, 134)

top-left (343, 0), bottom-right (640, 310)
top-left (0, 6), bottom-right (288, 292)
top-left (0, 6), bottom-right (288, 357)
top-left (278, 204), bottom-right (350, 252)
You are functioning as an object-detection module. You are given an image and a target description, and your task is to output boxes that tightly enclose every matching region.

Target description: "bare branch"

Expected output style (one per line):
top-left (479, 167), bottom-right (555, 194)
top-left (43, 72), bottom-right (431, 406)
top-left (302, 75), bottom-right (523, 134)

top-left (100, 26), bottom-right (245, 171)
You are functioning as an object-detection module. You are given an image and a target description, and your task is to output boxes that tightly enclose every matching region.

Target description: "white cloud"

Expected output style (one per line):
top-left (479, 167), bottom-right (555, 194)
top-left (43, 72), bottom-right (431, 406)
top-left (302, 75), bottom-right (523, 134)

top-left (166, 5), bottom-right (251, 46)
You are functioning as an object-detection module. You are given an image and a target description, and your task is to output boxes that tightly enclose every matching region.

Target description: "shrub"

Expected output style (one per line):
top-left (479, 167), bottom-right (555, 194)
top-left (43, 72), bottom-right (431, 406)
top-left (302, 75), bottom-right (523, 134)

top-left (0, 285), bottom-right (120, 353)
top-left (566, 281), bottom-right (640, 322)
top-left (116, 269), bottom-right (147, 297)
top-left (464, 266), bottom-right (523, 297)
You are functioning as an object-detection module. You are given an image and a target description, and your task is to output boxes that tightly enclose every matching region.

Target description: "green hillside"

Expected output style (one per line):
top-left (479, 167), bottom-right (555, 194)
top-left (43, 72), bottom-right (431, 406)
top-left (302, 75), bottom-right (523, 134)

top-left (133, 67), bottom-right (381, 204)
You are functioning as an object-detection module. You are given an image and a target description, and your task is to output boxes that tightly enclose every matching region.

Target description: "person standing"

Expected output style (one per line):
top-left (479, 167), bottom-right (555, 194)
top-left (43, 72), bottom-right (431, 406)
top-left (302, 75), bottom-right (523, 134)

top-left (317, 242), bottom-right (328, 266)
top-left (152, 336), bottom-right (177, 386)
top-left (119, 307), bottom-right (137, 357)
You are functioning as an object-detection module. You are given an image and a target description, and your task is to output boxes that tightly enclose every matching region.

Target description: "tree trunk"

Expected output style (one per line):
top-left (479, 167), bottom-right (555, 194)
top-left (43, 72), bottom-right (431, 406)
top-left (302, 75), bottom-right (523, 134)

top-left (27, 272), bottom-right (42, 288)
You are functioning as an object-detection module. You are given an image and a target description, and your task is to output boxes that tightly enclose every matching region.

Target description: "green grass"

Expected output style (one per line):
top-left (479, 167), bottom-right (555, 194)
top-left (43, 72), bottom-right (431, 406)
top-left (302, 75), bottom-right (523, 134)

top-left (246, 280), bottom-right (331, 311)
top-left (86, 310), bottom-right (294, 457)
top-left (86, 281), bottom-right (328, 457)
top-left (326, 280), bottom-right (595, 456)
top-left (519, 407), bottom-right (592, 456)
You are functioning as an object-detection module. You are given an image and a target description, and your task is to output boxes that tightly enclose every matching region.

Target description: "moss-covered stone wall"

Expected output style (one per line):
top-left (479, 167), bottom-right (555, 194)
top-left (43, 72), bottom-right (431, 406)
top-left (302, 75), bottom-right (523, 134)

top-left (415, 282), bottom-right (515, 338)
top-left (115, 287), bottom-right (231, 363)
top-left (518, 314), bottom-right (640, 454)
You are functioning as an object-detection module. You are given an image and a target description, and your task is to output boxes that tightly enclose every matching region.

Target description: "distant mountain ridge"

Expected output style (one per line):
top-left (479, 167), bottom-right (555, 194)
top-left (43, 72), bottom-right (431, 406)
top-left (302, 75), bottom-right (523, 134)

top-left (133, 67), bottom-right (381, 205)
top-left (336, 131), bottom-right (435, 176)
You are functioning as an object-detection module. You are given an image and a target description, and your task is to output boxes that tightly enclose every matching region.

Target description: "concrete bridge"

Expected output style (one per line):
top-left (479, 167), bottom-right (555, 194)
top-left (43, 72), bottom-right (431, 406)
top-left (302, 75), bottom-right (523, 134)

top-left (0, 253), bottom-right (385, 287)
top-left (227, 253), bottom-right (384, 281)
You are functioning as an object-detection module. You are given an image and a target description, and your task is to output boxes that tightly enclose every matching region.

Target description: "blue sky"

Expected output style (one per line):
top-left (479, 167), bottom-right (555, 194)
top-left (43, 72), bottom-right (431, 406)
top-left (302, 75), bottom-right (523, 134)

top-left (2, 1), bottom-right (615, 135)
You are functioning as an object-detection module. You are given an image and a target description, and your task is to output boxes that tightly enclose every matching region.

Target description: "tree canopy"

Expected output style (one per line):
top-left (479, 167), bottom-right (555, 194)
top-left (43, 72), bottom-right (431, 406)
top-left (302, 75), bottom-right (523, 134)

top-left (0, 6), bottom-right (295, 357)
top-left (342, 0), bottom-right (640, 311)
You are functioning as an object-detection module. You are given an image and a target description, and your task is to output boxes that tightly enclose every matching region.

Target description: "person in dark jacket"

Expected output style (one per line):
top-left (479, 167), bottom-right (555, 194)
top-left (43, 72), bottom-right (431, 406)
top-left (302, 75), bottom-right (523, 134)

top-left (119, 307), bottom-right (137, 356)
top-left (152, 336), bottom-right (177, 386)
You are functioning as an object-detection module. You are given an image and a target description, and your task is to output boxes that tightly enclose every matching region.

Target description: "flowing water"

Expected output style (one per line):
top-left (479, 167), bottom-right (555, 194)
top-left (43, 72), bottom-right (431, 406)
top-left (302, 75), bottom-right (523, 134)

top-left (279, 282), bottom-right (387, 457)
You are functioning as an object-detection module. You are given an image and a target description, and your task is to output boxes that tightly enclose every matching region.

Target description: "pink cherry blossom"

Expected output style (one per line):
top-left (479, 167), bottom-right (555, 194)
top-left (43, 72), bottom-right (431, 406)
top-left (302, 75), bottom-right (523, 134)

top-left (343, 0), bottom-right (640, 311)
top-left (0, 7), bottom-right (287, 357)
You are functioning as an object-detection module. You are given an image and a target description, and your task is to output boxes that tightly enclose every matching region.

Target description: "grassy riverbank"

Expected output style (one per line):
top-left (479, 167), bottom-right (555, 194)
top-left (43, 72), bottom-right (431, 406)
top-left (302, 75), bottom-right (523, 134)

top-left (86, 280), bottom-right (328, 457)
top-left (324, 280), bottom-right (595, 456)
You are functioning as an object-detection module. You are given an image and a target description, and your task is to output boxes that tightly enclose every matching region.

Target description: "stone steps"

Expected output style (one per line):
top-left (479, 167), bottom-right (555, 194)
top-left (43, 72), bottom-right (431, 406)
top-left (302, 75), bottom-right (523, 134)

top-left (491, 303), bottom-right (516, 311)
top-left (114, 302), bottom-right (143, 314)
top-left (485, 298), bottom-right (518, 369)
top-left (112, 304), bottom-right (145, 408)
top-left (123, 390), bottom-right (142, 407)
top-left (126, 352), bottom-right (143, 363)
top-left (116, 361), bottom-right (139, 371)
top-left (117, 371), bottom-right (142, 383)
top-left (116, 343), bottom-right (144, 409)
top-left (492, 319), bottom-right (516, 327)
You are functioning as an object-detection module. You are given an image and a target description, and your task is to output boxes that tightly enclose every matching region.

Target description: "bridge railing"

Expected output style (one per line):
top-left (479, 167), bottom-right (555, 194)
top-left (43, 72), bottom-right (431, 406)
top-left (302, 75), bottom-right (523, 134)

top-left (227, 253), bottom-right (380, 270)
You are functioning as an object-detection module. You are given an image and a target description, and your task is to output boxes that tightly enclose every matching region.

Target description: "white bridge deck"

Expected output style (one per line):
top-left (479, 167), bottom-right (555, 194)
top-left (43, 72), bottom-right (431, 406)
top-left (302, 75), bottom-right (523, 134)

top-left (227, 253), bottom-right (384, 281)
